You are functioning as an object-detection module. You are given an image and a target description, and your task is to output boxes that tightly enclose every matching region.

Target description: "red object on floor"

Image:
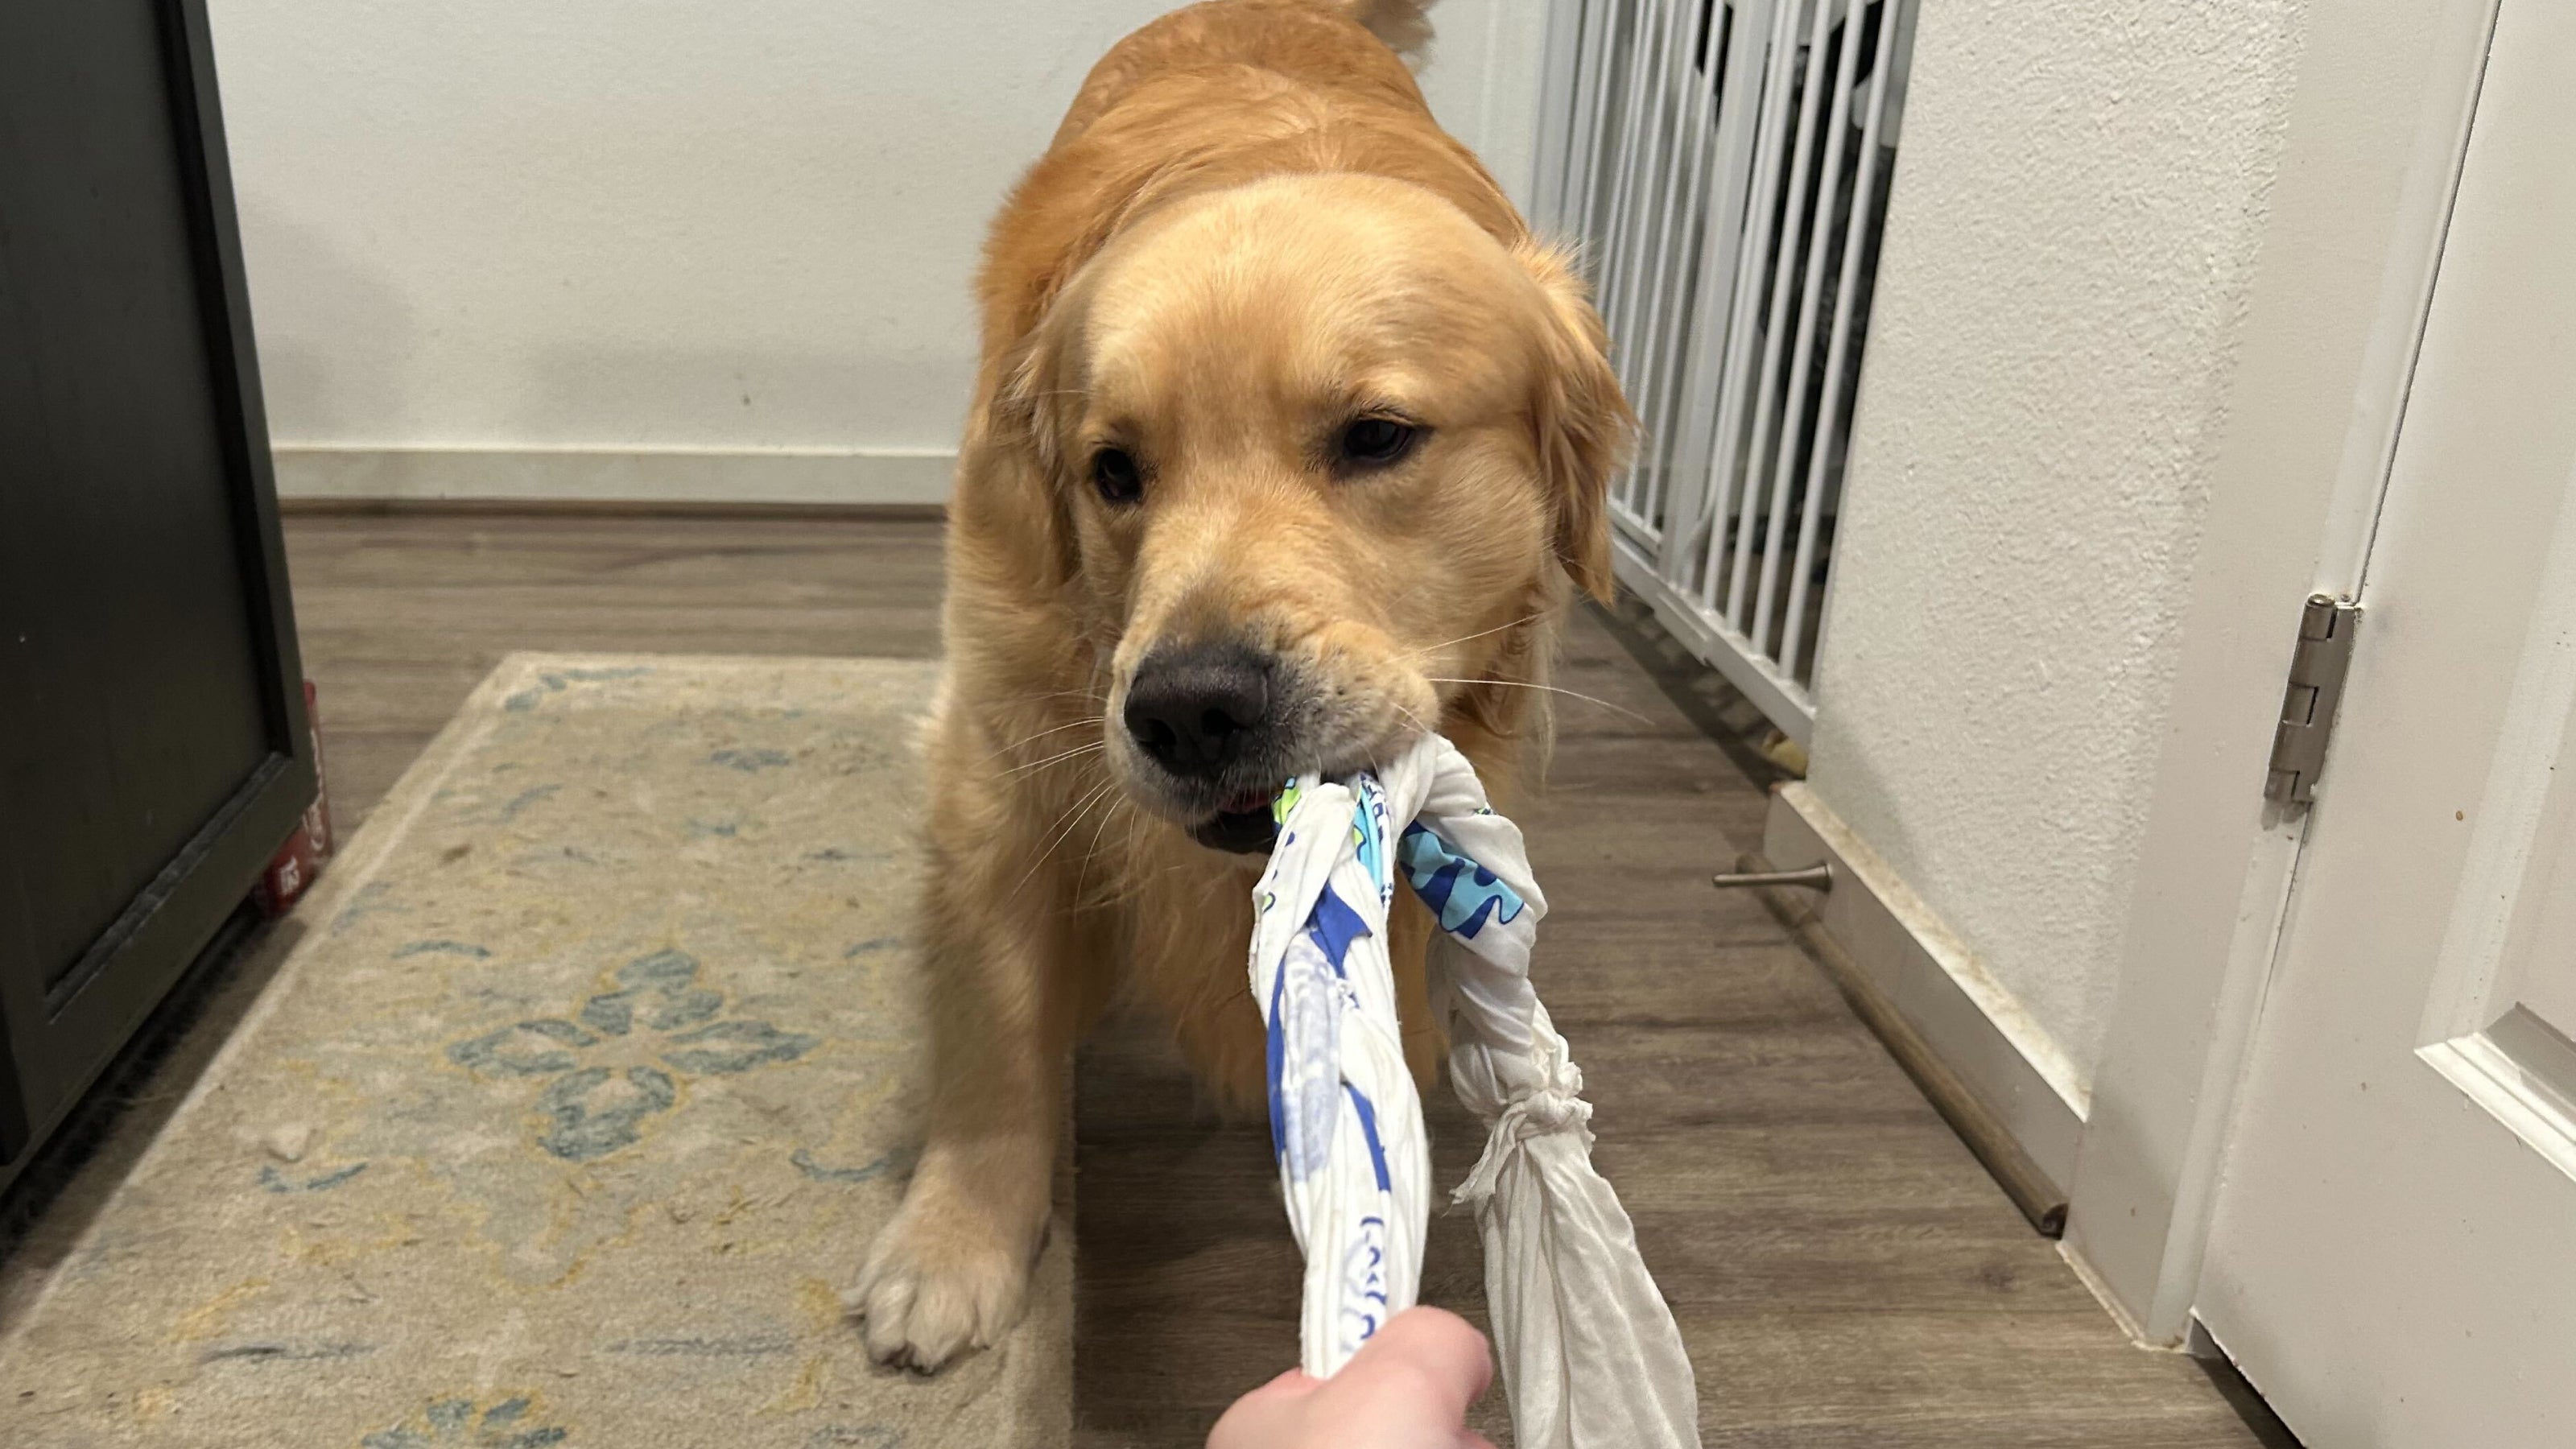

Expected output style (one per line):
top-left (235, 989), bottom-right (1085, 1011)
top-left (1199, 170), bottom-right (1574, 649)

top-left (253, 679), bottom-right (333, 916)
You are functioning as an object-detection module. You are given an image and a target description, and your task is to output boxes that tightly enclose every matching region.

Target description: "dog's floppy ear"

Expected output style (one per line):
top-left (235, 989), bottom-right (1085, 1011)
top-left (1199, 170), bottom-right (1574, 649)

top-left (969, 316), bottom-right (1083, 588)
top-left (993, 329), bottom-right (1063, 477)
top-left (1516, 242), bottom-right (1633, 603)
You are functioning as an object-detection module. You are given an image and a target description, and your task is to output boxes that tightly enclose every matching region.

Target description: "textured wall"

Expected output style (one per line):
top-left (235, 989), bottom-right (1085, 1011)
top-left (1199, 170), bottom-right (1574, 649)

top-left (1805, 0), bottom-right (2307, 1090)
top-left (204, 0), bottom-right (1543, 455)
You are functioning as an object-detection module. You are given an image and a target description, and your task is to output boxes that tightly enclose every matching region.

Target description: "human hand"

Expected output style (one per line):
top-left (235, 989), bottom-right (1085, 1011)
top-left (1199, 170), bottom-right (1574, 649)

top-left (1207, 1307), bottom-right (1497, 1449)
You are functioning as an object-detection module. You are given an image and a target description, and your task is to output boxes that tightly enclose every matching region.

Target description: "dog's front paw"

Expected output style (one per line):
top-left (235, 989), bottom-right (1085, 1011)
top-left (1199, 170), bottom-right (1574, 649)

top-left (848, 1195), bottom-right (1034, 1374)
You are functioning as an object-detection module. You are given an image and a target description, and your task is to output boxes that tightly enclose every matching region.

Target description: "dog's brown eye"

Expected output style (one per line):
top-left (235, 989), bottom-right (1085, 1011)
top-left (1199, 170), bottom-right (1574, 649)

top-left (1337, 417), bottom-right (1420, 469)
top-left (1091, 447), bottom-right (1142, 505)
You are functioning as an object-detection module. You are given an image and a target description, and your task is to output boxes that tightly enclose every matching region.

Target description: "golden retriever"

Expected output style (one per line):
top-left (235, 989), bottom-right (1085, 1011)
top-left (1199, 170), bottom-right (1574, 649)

top-left (852, 0), bottom-right (1630, 1372)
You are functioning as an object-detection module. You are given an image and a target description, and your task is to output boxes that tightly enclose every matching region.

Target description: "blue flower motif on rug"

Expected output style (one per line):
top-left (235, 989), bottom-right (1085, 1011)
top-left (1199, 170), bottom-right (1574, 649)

top-left (361, 1393), bottom-right (568, 1448)
top-left (447, 949), bottom-right (819, 1161)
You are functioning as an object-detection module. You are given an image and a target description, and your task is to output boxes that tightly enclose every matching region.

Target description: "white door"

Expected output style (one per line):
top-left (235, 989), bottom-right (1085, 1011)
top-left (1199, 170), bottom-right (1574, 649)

top-left (2193, 2), bottom-right (2576, 1445)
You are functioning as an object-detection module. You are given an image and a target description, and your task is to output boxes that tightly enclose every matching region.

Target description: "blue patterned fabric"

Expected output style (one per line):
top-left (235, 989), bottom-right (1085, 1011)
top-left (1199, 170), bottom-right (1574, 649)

top-left (1397, 822), bottom-right (1527, 939)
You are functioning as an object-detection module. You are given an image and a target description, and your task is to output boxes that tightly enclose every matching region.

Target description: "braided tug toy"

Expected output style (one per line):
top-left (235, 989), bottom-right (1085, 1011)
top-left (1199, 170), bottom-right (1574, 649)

top-left (1247, 733), bottom-right (1701, 1448)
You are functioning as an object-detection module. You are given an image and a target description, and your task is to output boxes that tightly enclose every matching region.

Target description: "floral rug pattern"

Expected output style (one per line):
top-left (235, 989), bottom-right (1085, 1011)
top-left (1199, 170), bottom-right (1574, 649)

top-left (0, 655), bottom-right (1069, 1447)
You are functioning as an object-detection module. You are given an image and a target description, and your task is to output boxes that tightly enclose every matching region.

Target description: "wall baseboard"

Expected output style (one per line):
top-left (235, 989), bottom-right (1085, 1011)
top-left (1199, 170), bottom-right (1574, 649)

top-left (270, 445), bottom-right (956, 507)
top-left (1761, 782), bottom-right (2090, 1198)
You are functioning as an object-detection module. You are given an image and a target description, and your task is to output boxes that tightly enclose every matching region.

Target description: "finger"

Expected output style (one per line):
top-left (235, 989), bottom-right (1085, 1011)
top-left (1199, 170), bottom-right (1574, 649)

top-left (1208, 1370), bottom-right (1311, 1449)
top-left (1241, 1368), bottom-right (1316, 1400)
top-left (1342, 1307), bottom-right (1493, 1414)
top-left (1219, 1368), bottom-right (1316, 1417)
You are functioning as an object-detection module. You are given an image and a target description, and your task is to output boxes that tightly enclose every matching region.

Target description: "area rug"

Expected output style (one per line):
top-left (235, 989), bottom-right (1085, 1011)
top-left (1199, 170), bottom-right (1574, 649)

top-left (0, 654), bottom-right (1070, 1447)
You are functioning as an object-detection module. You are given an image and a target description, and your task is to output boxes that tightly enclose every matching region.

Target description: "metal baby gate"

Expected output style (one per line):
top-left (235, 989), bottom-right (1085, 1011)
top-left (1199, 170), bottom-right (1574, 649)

top-left (1534, 0), bottom-right (1918, 743)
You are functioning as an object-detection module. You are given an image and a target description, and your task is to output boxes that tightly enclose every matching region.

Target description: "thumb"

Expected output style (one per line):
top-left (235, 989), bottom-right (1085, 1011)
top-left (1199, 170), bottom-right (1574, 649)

top-left (1208, 1368), bottom-right (1320, 1448)
top-left (1338, 1307), bottom-right (1493, 1417)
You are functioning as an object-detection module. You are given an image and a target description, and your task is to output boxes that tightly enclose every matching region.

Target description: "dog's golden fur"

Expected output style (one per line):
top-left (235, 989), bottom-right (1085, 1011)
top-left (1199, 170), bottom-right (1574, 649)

top-left (852, 0), bottom-right (1629, 1370)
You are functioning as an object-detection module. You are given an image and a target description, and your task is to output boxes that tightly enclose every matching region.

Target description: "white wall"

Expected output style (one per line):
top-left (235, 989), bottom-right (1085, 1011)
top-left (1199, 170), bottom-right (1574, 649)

top-left (205, 0), bottom-right (1545, 493)
top-left (1801, 0), bottom-right (2307, 1093)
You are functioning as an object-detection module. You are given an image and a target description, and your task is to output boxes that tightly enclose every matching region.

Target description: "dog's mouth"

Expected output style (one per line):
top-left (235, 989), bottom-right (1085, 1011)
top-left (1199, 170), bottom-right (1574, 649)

top-left (1190, 788), bottom-right (1280, 856)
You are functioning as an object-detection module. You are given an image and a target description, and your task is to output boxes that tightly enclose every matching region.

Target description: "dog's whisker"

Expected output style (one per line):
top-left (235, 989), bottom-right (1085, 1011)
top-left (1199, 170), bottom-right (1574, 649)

top-left (1402, 609), bottom-right (1551, 662)
top-left (1368, 702), bottom-right (1434, 777)
top-left (993, 696), bottom-right (1107, 718)
top-left (1002, 739), bottom-right (1106, 776)
top-left (979, 715), bottom-right (1105, 766)
top-left (1072, 775), bottom-right (1144, 877)
top-left (1013, 716), bottom-right (1106, 744)
top-left (1420, 676), bottom-right (1652, 723)
top-left (1073, 793), bottom-right (1133, 891)
top-left (1009, 776), bottom-right (1121, 902)
top-left (987, 684), bottom-right (1110, 712)
top-left (1042, 787), bottom-right (1122, 896)
top-left (998, 740), bottom-right (1107, 780)
top-left (1387, 699), bottom-right (1432, 747)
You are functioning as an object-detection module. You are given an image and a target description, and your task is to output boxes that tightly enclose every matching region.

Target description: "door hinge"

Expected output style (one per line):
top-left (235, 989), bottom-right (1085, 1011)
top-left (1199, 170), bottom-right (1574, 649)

top-left (2264, 593), bottom-right (2361, 806)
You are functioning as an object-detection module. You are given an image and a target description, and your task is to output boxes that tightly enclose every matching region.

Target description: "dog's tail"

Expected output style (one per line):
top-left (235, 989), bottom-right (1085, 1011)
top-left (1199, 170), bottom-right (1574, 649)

top-left (1326, 0), bottom-right (1437, 64)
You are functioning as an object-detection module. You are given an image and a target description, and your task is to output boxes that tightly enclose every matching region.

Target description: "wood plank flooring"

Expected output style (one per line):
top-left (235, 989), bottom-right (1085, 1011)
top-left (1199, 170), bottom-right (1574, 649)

top-left (19, 511), bottom-right (2280, 1447)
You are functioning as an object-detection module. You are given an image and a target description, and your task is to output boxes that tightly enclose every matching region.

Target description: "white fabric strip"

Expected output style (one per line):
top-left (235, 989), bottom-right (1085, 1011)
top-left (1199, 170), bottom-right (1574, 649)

top-left (1246, 733), bottom-right (1701, 1447)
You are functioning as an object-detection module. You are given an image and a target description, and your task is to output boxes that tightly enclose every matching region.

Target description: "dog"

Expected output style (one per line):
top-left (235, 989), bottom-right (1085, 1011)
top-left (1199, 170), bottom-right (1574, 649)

top-left (851, 0), bottom-right (1631, 1372)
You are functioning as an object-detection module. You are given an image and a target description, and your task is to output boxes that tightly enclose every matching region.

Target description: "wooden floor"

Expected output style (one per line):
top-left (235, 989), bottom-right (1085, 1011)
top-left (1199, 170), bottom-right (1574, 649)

top-left (245, 514), bottom-right (2282, 1443)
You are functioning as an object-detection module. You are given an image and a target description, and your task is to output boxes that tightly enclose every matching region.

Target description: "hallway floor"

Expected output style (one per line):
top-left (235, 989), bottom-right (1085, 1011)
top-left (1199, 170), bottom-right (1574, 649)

top-left (2, 510), bottom-right (2285, 1447)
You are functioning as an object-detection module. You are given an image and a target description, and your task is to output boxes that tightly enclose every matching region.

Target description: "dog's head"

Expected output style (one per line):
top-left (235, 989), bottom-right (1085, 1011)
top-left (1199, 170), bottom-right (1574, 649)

top-left (1002, 174), bottom-right (1629, 851)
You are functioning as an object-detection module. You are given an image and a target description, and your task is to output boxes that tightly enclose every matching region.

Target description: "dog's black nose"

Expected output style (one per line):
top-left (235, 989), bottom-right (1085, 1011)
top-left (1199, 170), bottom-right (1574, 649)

top-left (1124, 644), bottom-right (1272, 779)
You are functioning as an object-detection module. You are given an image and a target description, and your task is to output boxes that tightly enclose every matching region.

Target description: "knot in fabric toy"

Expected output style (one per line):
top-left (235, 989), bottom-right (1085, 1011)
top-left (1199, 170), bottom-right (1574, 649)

top-left (1513, 1055), bottom-right (1590, 1132)
top-left (1245, 733), bottom-right (1702, 1449)
top-left (1453, 1051), bottom-right (1591, 1209)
